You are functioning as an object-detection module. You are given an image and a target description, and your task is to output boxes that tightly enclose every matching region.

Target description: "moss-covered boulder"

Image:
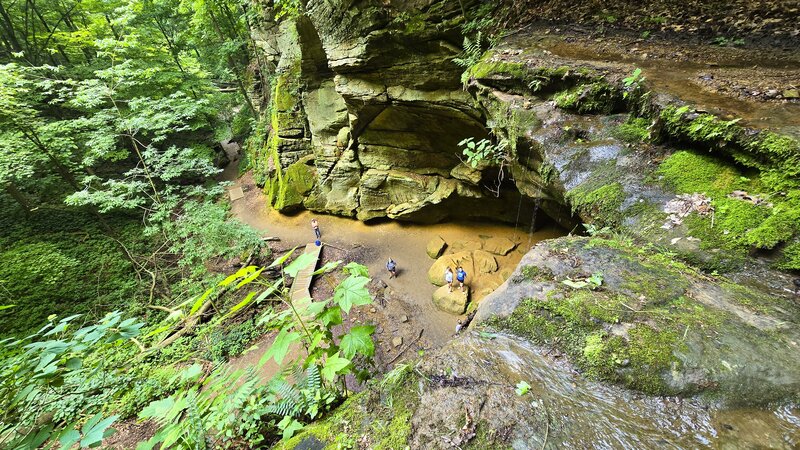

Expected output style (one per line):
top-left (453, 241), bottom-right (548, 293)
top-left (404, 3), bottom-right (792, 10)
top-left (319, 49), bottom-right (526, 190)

top-left (267, 157), bottom-right (317, 212)
top-left (474, 236), bottom-right (800, 403)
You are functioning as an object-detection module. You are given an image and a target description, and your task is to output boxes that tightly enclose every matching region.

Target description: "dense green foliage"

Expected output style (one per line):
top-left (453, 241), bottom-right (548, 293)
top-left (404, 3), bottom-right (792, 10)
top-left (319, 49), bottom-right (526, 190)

top-left (0, 202), bottom-right (143, 336)
top-left (0, 0), bottom-right (269, 335)
top-left (1, 246), bottom-right (377, 448)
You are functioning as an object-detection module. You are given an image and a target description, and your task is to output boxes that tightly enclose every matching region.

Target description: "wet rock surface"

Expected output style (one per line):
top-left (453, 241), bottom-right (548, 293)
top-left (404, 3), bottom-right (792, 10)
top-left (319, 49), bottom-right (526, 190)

top-left (475, 236), bottom-right (800, 403)
top-left (409, 333), bottom-right (800, 449)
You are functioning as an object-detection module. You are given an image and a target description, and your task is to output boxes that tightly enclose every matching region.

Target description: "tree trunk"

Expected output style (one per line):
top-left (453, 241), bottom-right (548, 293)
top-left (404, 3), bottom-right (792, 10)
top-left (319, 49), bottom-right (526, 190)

top-left (5, 182), bottom-right (32, 217)
top-left (0, 0), bottom-right (23, 52)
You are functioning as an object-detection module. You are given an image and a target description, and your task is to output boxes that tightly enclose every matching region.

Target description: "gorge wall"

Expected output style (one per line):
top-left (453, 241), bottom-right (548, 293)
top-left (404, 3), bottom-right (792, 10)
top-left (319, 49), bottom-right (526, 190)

top-left (247, 0), bottom-right (800, 275)
top-left (249, 0), bottom-right (570, 226)
top-left (246, 2), bottom-right (800, 446)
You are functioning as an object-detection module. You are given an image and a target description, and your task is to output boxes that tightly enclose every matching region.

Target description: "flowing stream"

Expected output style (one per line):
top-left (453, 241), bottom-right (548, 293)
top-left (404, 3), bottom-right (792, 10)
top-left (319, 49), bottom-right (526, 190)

top-left (443, 334), bottom-right (800, 449)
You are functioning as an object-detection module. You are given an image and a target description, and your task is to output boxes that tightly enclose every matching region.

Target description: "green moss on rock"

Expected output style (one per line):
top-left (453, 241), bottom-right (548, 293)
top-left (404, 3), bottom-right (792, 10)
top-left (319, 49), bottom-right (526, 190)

top-left (482, 236), bottom-right (800, 401)
top-left (567, 182), bottom-right (626, 227)
top-left (268, 159), bottom-right (316, 212)
top-left (279, 366), bottom-right (418, 449)
top-left (778, 240), bottom-right (800, 270)
top-left (612, 117), bottom-right (650, 142)
top-left (657, 150), bottom-right (800, 266)
top-left (553, 82), bottom-right (622, 114)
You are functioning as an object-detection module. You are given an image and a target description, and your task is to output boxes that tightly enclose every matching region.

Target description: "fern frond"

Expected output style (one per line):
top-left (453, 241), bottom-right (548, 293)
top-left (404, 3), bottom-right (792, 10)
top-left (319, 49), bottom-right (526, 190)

top-left (305, 365), bottom-right (321, 391)
top-left (272, 378), bottom-right (302, 405)
top-left (266, 398), bottom-right (299, 417)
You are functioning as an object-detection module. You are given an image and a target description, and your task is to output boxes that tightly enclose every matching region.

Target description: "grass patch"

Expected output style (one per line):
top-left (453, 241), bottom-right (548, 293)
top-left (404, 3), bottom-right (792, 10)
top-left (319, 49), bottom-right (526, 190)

top-left (612, 117), bottom-right (650, 142)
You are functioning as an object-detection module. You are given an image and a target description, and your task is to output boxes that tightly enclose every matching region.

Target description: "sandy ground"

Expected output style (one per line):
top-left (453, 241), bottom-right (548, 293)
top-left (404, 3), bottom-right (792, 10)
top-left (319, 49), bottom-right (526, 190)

top-left (226, 170), bottom-right (562, 348)
top-left (219, 141), bottom-right (563, 378)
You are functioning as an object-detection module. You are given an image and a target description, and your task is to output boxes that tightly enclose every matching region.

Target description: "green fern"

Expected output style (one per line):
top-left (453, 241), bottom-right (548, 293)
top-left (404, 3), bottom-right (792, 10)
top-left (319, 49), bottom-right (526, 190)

top-left (454, 32), bottom-right (486, 85)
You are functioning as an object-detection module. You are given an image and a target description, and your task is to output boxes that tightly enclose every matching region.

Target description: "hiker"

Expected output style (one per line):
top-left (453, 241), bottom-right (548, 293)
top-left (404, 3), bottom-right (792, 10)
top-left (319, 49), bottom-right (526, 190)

top-left (794, 278), bottom-right (800, 295)
top-left (445, 267), bottom-right (454, 292)
top-left (456, 266), bottom-right (467, 292)
top-left (387, 258), bottom-right (397, 279)
top-left (455, 320), bottom-right (463, 334)
top-left (311, 218), bottom-right (321, 239)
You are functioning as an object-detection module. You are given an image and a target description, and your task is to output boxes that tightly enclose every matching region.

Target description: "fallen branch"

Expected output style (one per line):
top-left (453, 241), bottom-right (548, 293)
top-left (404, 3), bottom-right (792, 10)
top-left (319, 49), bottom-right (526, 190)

top-left (386, 328), bottom-right (424, 366)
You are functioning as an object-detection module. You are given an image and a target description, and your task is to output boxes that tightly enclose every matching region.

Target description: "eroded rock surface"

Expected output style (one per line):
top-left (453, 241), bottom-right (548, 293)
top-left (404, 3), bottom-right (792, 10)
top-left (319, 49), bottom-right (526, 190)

top-left (432, 285), bottom-right (468, 315)
top-left (475, 236), bottom-right (800, 403)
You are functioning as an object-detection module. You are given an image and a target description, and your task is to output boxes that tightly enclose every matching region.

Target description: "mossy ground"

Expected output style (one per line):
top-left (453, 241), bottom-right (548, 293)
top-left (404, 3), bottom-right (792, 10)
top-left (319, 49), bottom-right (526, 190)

top-left (657, 149), bottom-right (800, 269)
top-left (280, 366), bottom-right (419, 449)
top-left (488, 237), bottom-right (743, 395)
top-left (612, 117), bottom-right (650, 143)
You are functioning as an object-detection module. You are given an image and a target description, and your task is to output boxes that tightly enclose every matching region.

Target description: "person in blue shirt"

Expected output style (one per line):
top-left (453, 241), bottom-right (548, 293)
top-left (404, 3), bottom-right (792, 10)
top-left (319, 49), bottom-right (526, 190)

top-left (386, 258), bottom-right (397, 279)
top-left (456, 266), bottom-right (467, 292)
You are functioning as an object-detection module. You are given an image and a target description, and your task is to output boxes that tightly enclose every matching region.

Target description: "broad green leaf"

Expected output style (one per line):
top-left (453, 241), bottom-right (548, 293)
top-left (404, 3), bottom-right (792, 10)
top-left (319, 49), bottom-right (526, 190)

top-left (334, 275), bottom-right (372, 313)
top-left (144, 323), bottom-right (173, 338)
top-left (317, 305), bottom-right (342, 327)
top-left (312, 260), bottom-right (342, 275)
top-left (220, 266), bottom-right (258, 287)
top-left (284, 253), bottom-right (317, 278)
top-left (139, 397), bottom-right (176, 420)
top-left (180, 363), bottom-right (204, 382)
top-left (58, 429), bottom-right (80, 450)
top-left (189, 287), bottom-right (214, 315)
top-left (343, 262), bottom-right (369, 277)
top-left (254, 278), bottom-right (283, 303)
top-left (80, 413), bottom-right (118, 447)
top-left (321, 352), bottom-right (351, 381)
top-left (65, 357), bottom-right (82, 370)
top-left (515, 380), bottom-right (531, 396)
top-left (292, 296), bottom-right (326, 319)
top-left (228, 291), bottom-right (257, 315)
top-left (261, 329), bottom-right (301, 365)
top-left (235, 267), bottom-right (265, 289)
top-left (19, 425), bottom-right (52, 449)
top-left (277, 416), bottom-right (304, 441)
top-left (339, 325), bottom-right (375, 359)
top-left (269, 246), bottom-right (299, 268)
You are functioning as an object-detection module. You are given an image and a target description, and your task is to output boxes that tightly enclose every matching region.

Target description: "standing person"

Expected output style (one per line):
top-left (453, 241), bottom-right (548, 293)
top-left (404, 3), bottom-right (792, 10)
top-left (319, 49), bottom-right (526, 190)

top-left (456, 266), bottom-right (467, 292)
top-left (387, 258), bottom-right (397, 279)
top-left (311, 218), bottom-right (321, 240)
top-left (444, 267), bottom-right (454, 292)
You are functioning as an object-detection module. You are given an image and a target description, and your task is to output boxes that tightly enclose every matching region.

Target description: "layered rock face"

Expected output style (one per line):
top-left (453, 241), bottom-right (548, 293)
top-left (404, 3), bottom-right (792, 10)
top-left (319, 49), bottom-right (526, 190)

top-left (251, 1), bottom-right (800, 406)
top-left (250, 0), bottom-right (562, 224)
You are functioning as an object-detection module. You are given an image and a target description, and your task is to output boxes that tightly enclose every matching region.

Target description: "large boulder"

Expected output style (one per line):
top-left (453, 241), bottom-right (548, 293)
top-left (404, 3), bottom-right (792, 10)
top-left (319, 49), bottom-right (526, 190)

top-left (474, 236), bottom-right (800, 404)
top-left (248, 2), bottom-right (560, 224)
top-left (428, 251), bottom-right (474, 286)
top-left (426, 236), bottom-right (447, 259)
top-left (473, 250), bottom-right (498, 274)
top-left (483, 237), bottom-right (517, 255)
top-left (432, 285), bottom-right (469, 315)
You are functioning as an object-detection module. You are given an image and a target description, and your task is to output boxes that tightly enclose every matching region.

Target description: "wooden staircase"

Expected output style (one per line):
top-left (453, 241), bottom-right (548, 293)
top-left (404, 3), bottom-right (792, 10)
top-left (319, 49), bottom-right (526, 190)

top-left (289, 243), bottom-right (322, 301)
